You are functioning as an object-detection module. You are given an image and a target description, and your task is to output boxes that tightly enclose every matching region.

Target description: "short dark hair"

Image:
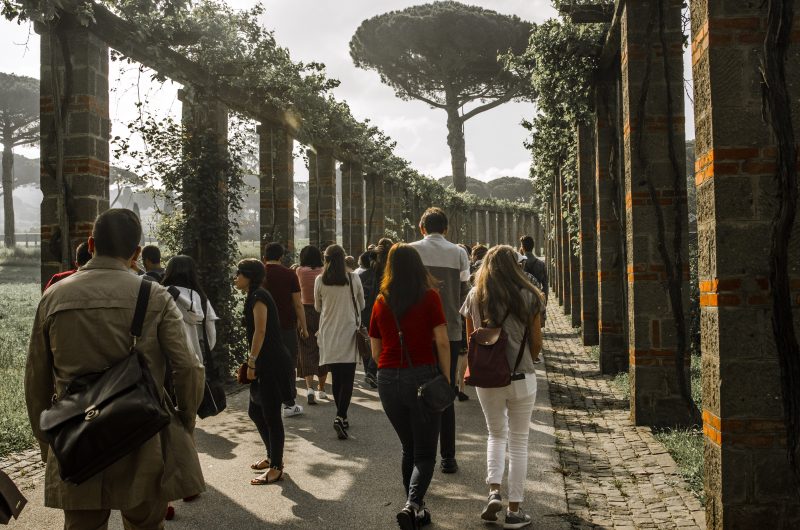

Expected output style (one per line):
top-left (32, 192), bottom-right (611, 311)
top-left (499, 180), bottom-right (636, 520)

top-left (141, 245), bottom-right (161, 264)
top-left (358, 251), bottom-right (373, 269)
top-left (237, 258), bottom-right (265, 290)
top-left (263, 242), bottom-right (284, 261)
top-left (92, 209), bottom-right (142, 259)
top-left (520, 235), bottom-right (535, 252)
top-left (75, 242), bottom-right (91, 266)
top-left (420, 207), bottom-right (448, 234)
top-left (299, 245), bottom-right (324, 268)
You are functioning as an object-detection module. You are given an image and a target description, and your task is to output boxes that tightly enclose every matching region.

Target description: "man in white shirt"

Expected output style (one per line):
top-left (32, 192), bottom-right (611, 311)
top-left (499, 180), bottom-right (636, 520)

top-left (410, 207), bottom-right (470, 474)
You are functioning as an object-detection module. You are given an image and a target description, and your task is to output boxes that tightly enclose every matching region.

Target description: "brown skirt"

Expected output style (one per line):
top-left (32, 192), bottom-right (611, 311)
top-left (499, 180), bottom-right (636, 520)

top-left (297, 304), bottom-right (328, 378)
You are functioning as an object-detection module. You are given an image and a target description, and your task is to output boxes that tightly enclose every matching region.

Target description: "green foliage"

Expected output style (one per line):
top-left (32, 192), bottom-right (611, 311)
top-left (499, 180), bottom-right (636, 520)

top-left (350, 1), bottom-right (533, 107)
top-left (0, 276), bottom-right (38, 456)
top-left (508, 18), bottom-right (604, 252)
top-left (0, 72), bottom-right (39, 149)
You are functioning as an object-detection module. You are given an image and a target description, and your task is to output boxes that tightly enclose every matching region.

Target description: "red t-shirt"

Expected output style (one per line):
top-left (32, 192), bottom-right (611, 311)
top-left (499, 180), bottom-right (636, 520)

top-left (263, 263), bottom-right (301, 330)
top-left (369, 289), bottom-right (447, 369)
top-left (44, 269), bottom-right (77, 291)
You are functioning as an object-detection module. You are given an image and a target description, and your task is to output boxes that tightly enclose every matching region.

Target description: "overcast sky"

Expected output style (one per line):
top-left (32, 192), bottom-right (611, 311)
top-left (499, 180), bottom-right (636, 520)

top-left (0, 1), bottom-right (693, 183)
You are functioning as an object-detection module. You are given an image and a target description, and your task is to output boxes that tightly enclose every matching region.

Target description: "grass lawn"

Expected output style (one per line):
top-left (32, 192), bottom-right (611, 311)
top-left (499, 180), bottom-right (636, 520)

top-left (0, 260), bottom-right (39, 457)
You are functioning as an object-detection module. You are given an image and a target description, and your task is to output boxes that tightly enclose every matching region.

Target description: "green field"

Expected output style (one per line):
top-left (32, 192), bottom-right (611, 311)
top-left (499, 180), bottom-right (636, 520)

top-left (0, 260), bottom-right (39, 456)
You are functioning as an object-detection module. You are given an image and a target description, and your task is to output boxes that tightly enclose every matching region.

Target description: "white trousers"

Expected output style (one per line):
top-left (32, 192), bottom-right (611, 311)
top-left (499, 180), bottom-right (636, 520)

top-left (476, 375), bottom-right (538, 503)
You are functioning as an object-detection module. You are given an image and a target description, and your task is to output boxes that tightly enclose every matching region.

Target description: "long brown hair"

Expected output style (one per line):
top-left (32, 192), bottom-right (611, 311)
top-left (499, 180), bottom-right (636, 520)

top-left (380, 243), bottom-right (436, 318)
top-left (321, 244), bottom-right (348, 286)
top-left (474, 245), bottom-right (542, 325)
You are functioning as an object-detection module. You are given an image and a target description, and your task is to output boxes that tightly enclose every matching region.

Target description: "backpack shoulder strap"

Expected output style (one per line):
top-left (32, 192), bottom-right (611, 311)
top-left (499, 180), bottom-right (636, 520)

top-left (166, 285), bottom-right (180, 301)
top-left (131, 280), bottom-right (152, 341)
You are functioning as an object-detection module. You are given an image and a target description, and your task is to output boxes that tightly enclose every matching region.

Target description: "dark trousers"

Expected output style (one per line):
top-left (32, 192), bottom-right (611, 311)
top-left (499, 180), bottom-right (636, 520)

top-left (281, 328), bottom-right (298, 407)
top-left (329, 362), bottom-right (356, 419)
top-left (439, 341), bottom-right (461, 460)
top-left (365, 357), bottom-right (377, 378)
top-left (378, 365), bottom-right (442, 507)
top-left (248, 380), bottom-right (285, 468)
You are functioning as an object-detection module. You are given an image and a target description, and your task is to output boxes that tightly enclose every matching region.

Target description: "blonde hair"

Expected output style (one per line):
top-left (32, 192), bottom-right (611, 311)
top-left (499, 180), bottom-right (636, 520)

top-left (473, 245), bottom-right (543, 325)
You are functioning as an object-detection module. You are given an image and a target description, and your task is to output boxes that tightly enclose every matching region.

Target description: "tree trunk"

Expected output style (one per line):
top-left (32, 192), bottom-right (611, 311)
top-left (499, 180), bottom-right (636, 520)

top-left (2, 141), bottom-right (15, 247)
top-left (445, 105), bottom-right (467, 193)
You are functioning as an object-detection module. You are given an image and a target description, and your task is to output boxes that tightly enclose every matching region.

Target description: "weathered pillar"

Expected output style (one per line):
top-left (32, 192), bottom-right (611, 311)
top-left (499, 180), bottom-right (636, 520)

top-left (578, 122), bottom-right (599, 345)
top-left (258, 122), bottom-right (294, 253)
top-left (553, 182), bottom-right (562, 302)
top-left (496, 210), bottom-right (507, 245)
top-left (595, 78), bottom-right (627, 374)
top-left (39, 23), bottom-right (109, 287)
top-left (341, 161), bottom-right (364, 254)
top-left (383, 179), bottom-right (394, 234)
top-left (483, 209), bottom-right (490, 244)
top-left (317, 147), bottom-right (337, 248)
top-left (691, 2), bottom-right (800, 527)
top-left (307, 150), bottom-right (319, 247)
top-left (559, 170), bottom-right (572, 315)
top-left (621, 0), bottom-right (693, 427)
top-left (365, 172), bottom-right (384, 245)
top-left (487, 209), bottom-right (498, 246)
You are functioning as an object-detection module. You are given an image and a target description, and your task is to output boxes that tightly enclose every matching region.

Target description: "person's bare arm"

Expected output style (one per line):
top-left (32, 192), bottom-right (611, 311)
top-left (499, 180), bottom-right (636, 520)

top-left (371, 337), bottom-right (382, 363)
top-left (465, 316), bottom-right (475, 348)
top-left (433, 324), bottom-right (451, 384)
top-left (292, 292), bottom-right (308, 339)
top-left (529, 313), bottom-right (543, 362)
top-left (247, 301), bottom-right (268, 380)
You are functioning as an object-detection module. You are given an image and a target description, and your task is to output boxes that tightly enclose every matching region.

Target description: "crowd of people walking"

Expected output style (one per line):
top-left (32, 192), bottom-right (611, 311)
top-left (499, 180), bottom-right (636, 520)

top-left (24, 205), bottom-right (549, 530)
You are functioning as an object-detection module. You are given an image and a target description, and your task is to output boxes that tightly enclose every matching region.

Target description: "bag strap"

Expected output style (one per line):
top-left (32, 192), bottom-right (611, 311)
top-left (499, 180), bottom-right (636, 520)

top-left (130, 280), bottom-right (152, 346)
top-left (511, 326), bottom-right (529, 374)
top-left (388, 304), bottom-right (414, 369)
top-left (347, 273), bottom-right (362, 329)
top-left (201, 297), bottom-right (215, 372)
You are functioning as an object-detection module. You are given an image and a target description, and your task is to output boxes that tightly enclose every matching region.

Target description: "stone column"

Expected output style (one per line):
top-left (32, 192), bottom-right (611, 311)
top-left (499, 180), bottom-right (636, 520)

top-left (559, 170), bottom-right (572, 315)
top-left (341, 161), bottom-right (365, 254)
top-left (365, 173), bottom-right (384, 245)
top-left (316, 147), bottom-right (336, 248)
top-left (483, 209), bottom-right (490, 244)
top-left (258, 121), bottom-right (294, 253)
top-left (595, 78), bottom-right (627, 374)
top-left (691, 2), bottom-right (800, 527)
top-left (621, 0), bottom-right (693, 427)
top-left (39, 24), bottom-right (110, 287)
top-left (578, 122), bottom-right (599, 345)
top-left (488, 209), bottom-right (498, 246)
top-left (496, 210), bottom-right (507, 245)
top-left (307, 149), bottom-right (319, 247)
top-left (553, 183), bottom-right (562, 302)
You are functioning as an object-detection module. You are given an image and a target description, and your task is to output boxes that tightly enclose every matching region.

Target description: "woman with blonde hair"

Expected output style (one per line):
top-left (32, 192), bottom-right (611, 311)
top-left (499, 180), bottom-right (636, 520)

top-left (460, 245), bottom-right (543, 529)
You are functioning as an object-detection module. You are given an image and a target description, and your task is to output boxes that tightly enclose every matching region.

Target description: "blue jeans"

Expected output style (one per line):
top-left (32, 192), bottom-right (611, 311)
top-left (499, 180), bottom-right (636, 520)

top-left (378, 365), bottom-right (442, 507)
top-left (439, 341), bottom-right (461, 460)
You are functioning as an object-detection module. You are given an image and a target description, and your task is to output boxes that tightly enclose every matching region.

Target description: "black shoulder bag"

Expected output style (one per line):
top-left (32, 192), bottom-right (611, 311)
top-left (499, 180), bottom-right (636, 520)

top-left (0, 469), bottom-right (26, 524)
top-left (39, 280), bottom-right (171, 485)
top-left (390, 308), bottom-right (455, 413)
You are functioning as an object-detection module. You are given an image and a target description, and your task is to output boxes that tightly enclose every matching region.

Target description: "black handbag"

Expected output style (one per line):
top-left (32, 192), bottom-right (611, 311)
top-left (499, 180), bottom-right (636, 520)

top-left (39, 280), bottom-right (171, 485)
top-left (198, 297), bottom-right (226, 419)
top-left (390, 308), bottom-right (455, 413)
top-left (0, 469), bottom-right (26, 525)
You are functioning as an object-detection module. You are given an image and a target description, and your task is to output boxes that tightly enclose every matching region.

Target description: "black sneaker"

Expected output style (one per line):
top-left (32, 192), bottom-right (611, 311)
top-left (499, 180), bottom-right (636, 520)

top-left (396, 503), bottom-right (418, 529)
top-left (415, 504), bottom-right (431, 527)
top-left (364, 373), bottom-right (378, 389)
top-left (342, 418), bottom-right (350, 429)
top-left (334, 417), bottom-right (348, 440)
top-left (457, 391), bottom-right (470, 402)
top-left (481, 491), bottom-right (503, 522)
top-left (503, 507), bottom-right (532, 529)
top-left (440, 458), bottom-right (458, 474)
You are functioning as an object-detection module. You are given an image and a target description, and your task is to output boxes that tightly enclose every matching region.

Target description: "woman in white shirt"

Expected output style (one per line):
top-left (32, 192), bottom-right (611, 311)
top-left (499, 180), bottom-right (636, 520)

top-left (314, 244), bottom-right (364, 439)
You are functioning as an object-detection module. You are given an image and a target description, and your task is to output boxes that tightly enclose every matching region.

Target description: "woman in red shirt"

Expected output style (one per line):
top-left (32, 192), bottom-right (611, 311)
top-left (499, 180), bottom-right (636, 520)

top-left (369, 243), bottom-right (451, 530)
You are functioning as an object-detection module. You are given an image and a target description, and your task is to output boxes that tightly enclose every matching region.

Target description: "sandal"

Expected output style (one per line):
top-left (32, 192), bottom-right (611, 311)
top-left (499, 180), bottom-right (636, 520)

top-left (250, 458), bottom-right (270, 470)
top-left (250, 467), bottom-right (284, 485)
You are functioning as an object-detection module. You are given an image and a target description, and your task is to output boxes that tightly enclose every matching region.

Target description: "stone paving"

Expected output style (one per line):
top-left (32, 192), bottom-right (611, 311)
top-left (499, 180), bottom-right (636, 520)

top-left (543, 302), bottom-right (705, 529)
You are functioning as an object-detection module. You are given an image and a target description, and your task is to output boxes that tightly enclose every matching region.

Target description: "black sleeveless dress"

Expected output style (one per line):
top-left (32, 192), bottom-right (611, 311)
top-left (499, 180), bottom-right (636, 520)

top-left (244, 287), bottom-right (294, 403)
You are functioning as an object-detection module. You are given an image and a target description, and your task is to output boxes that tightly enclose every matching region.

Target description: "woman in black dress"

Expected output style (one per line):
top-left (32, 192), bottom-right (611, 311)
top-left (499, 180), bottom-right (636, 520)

top-left (235, 258), bottom-right (294, 485)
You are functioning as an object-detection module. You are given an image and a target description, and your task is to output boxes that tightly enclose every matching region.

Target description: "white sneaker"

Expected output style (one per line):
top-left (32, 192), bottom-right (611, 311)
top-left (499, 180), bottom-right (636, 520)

top-left (282, 404), bottom-right (304, 417)
top-left (315, 391), bottom-right (328, 400)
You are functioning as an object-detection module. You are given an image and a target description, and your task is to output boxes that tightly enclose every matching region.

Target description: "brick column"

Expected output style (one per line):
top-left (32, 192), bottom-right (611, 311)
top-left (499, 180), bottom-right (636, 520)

top-left (488, 209), bottom-right (498, 246)
top-left (307, 149), bottom-right (319, 247)
top-left (559, 170), bottom-right (572, 315)
top-left (316, 147), bottom-right (336, 248)
top-left (578, 122), bottom-right (599, 345)
top-left (482, 209), bottom-right (490, 244)
top-left (595, 78), bottom-right (627, 375)
top-left (691, 2), bottom-right (800, 527)
top-left (341, 161), bottom-right (364, 254)
top-left (552, 183), bottom-right (562, 302)
top-left (365, 173), bottom-right (384, 245)
top-left (39, 24), bottom-right (110, 287)
top-left (497, 210), bottom-right (507, 245)
top-left (258, 122), bottom-right (294, 253)
top-left (621, 0), bottom-right (693, 427)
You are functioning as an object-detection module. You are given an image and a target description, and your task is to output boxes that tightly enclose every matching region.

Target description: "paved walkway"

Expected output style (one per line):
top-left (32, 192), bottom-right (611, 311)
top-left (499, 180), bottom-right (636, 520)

top-left (5, 300), bottom-right (705, 529)
top-left (543, 305), bottom-right (705, 529)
